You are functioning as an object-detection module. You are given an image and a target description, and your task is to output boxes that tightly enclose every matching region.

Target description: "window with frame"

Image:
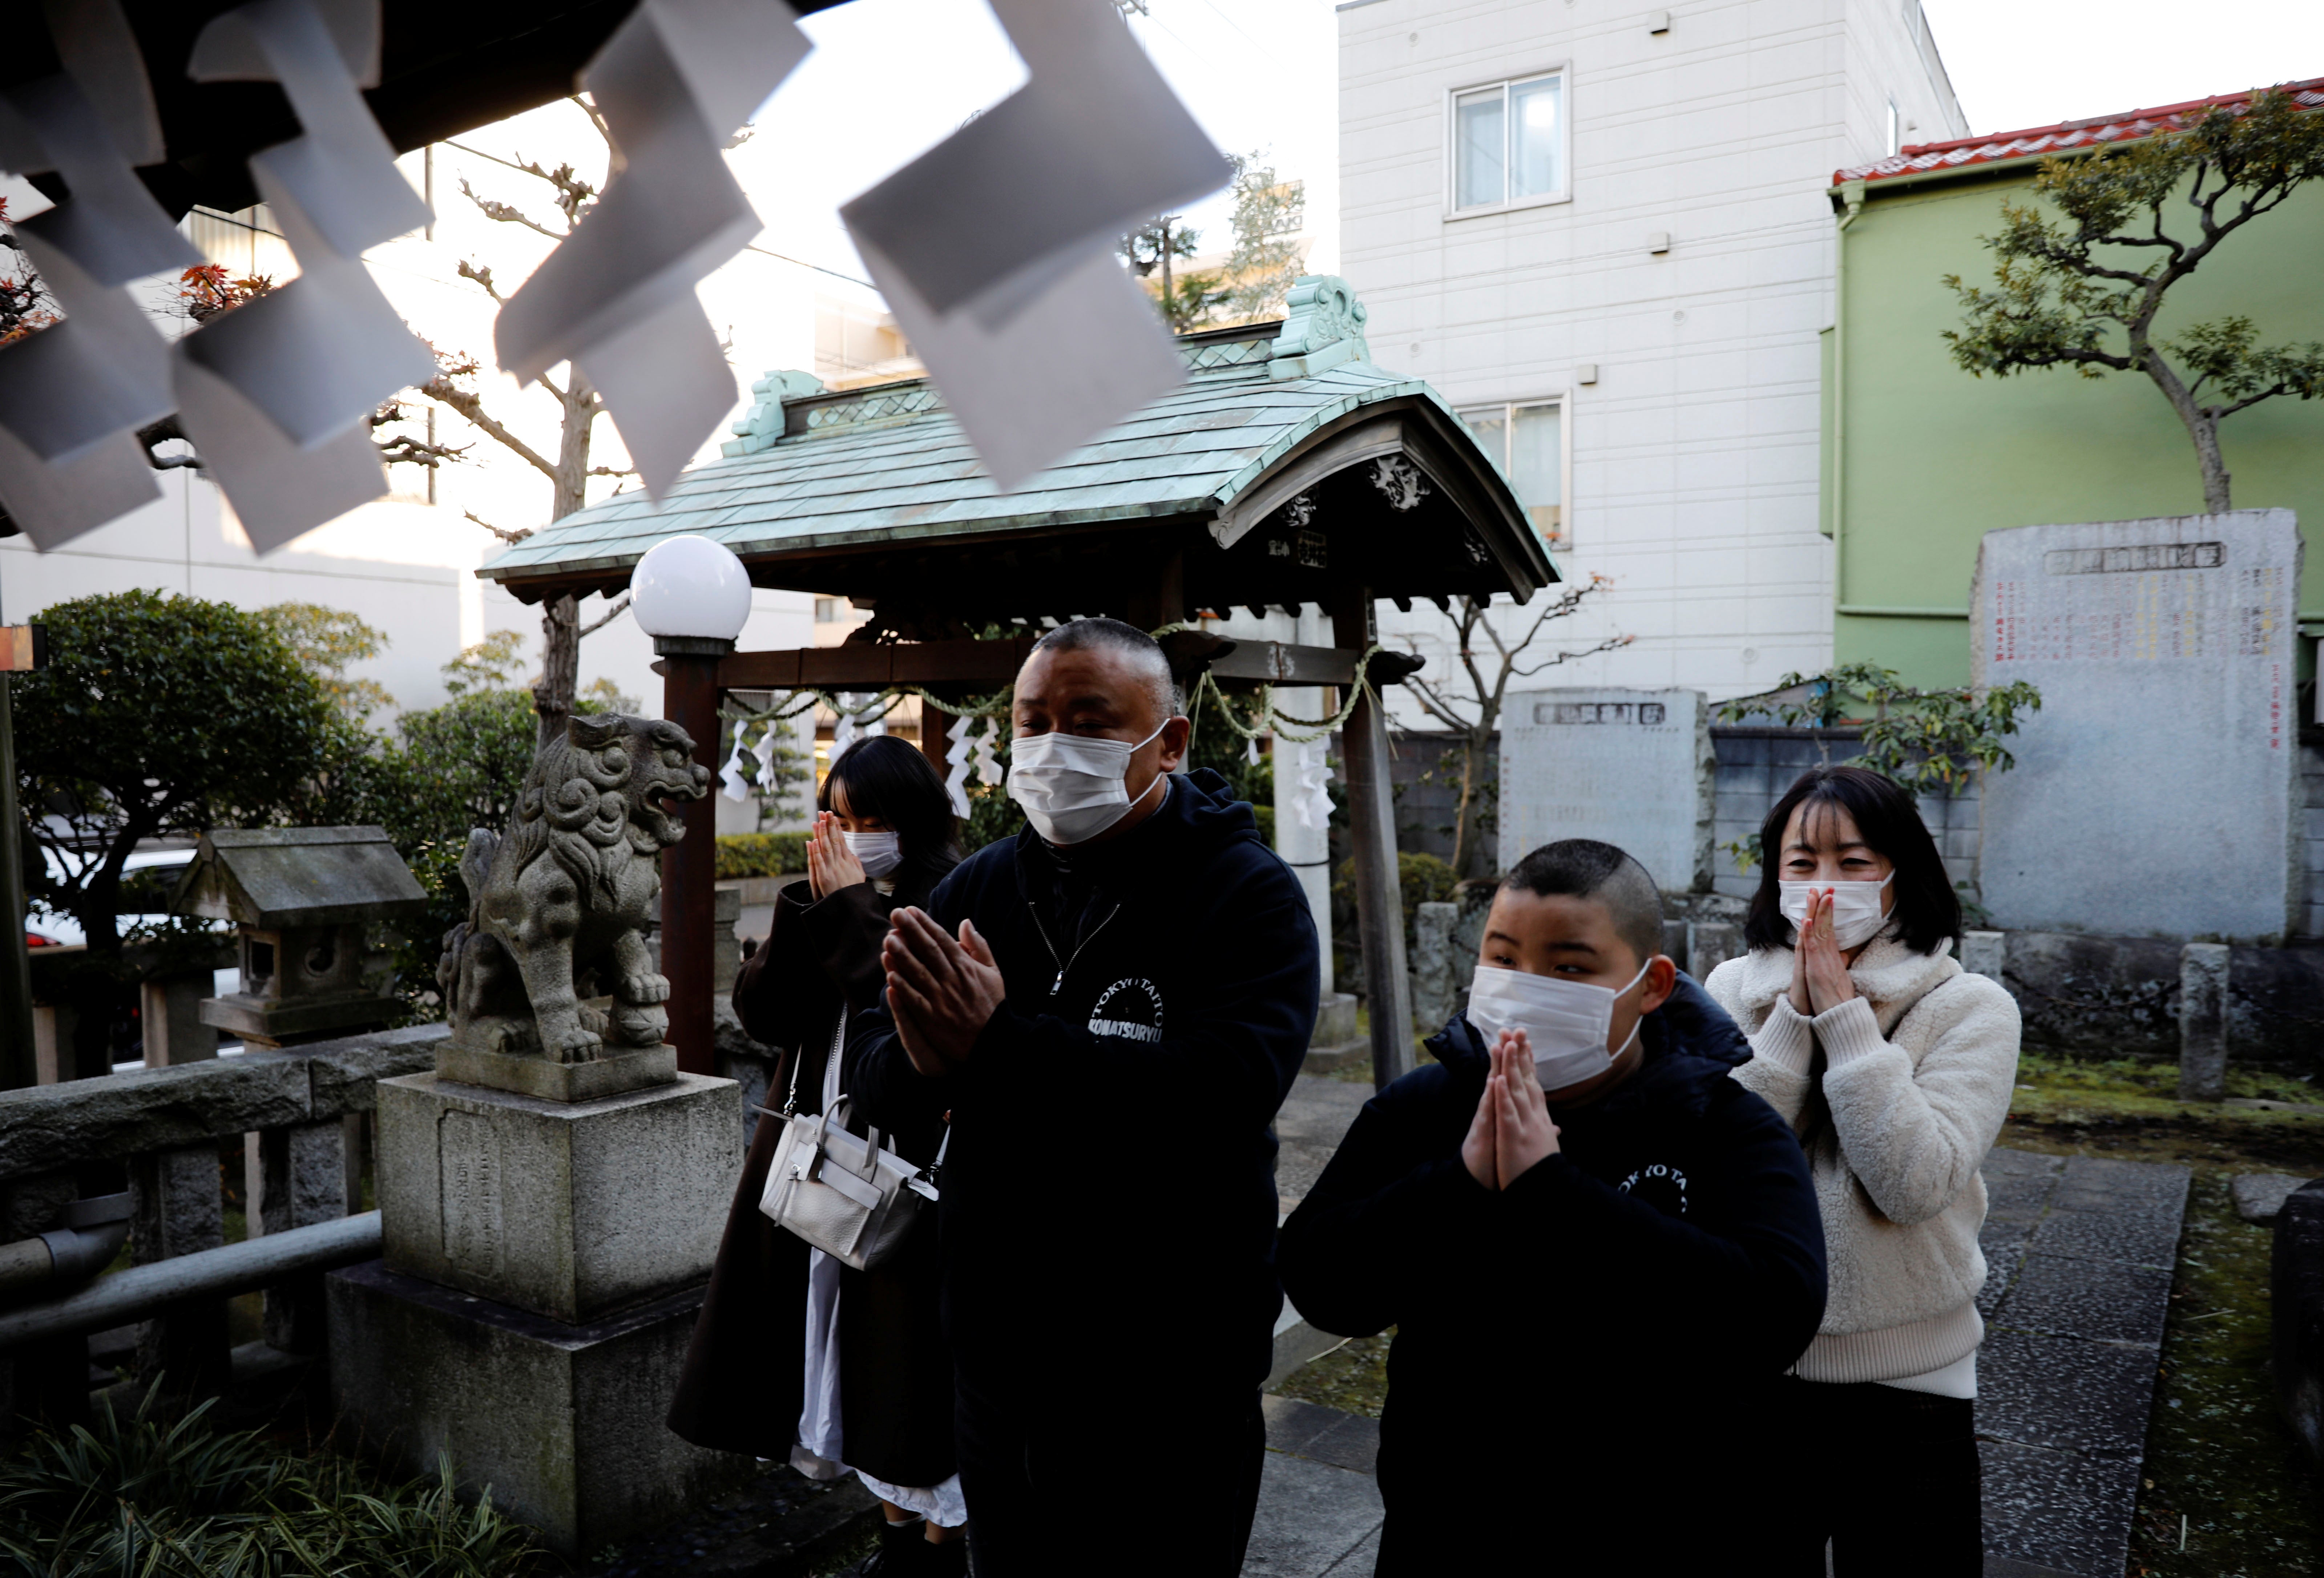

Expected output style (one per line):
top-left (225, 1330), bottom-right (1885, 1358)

top-left (1460, 400), bottom-right (1566, 548)
top-left (1451, 72), bottom-right (1566, 214)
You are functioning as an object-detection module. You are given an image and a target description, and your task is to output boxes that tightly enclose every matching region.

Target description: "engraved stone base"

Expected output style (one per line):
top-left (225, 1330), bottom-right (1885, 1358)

top-left (326, 1260), bottom-right (753, 1554)
top-left (375, 1071), bottom-right (740, 1324)
top-left (434, 1040), bottom-right (676, 1102)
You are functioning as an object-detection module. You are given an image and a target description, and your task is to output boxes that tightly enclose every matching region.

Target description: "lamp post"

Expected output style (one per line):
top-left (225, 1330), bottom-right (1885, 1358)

top-left (630, 536), bottom-right (752, 1077)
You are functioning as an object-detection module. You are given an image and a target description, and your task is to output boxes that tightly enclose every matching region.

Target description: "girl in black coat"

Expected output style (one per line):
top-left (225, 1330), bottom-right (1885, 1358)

top-left (669, 735), bottom-right (964, 1575)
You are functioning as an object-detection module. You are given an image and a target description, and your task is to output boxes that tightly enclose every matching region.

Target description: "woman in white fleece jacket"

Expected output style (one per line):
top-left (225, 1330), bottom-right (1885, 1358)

top-left (1706, 765), bottom-right (2019, 1577)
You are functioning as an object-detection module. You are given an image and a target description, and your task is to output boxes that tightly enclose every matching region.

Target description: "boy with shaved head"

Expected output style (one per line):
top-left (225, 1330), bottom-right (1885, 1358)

top-left (1279, 839), bottom-right (1825, 1574)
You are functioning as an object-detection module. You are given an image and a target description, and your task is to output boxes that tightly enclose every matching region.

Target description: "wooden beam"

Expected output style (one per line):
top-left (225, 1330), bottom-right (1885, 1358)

top-left (714, 637), bottom-right (1367, 694)
top-left (1325, 588), bottom-right (1416, 1091)
top-left (1205, 641), bottom-right (1361, 686)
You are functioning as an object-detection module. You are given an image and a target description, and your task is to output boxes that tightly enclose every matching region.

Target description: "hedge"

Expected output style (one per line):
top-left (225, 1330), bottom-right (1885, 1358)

top-left (715, 832), bottom-right (810, 880)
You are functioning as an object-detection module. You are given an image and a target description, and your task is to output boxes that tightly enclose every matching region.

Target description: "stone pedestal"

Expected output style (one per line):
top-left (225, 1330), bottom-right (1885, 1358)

top-left (335, 1069), bottom-right (750, 1551)
top-left (374, 1071), bottom-right (739, 1324)
top-left (326, 1261), bottom-right (746, 1555)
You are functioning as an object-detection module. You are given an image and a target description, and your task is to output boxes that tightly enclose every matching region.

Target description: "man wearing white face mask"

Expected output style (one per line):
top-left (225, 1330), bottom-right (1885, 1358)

top-left (849, 618), bottom-right (1319, 1578)
top-left (1279, 839), bottom-right (1825, 1575)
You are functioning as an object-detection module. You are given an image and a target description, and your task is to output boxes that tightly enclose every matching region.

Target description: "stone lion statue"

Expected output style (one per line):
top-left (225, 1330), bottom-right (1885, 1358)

top-left (438, 712), bottom-right (711, 1063)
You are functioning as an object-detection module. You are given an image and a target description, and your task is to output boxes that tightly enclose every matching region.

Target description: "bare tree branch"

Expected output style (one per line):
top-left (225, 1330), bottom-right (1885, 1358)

top-left (423, 378), bottom-right (560, 481)
top-left (464, 510), bottom-right (534, 545)
top-left (578, 594), bottom-right (632, 638)
top-left (460, 177), bottom-right (566, 240)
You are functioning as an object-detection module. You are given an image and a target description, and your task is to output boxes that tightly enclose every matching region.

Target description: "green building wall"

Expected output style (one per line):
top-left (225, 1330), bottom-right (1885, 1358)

top-left (1826, 161), bottom-right (2324, 686)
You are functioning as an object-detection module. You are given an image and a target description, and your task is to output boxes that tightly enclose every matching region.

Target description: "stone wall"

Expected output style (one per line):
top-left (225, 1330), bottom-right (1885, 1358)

top-left (1708, 727), bottom-right (1977, 900)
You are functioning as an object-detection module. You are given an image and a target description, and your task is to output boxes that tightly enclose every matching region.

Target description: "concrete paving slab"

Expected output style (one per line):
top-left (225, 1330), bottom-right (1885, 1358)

top-left (2026, 1203), bottom-right (2184, 1270)
top-left (1241, 1450), bottom-right (1384, 1578)
top-left (1273, 1074), bottom-right (1373, 1206)
top-left (1977, 1246), bottom-right (2025, 1321)
top-left (1978, 1438), bottom-right (2141, 1578)
top-left (1985, 1173), bottom-right (2063, 1222)
top-left (1982, 1148), bottom-right (2066, 1179)
top-left (2057, 1155), bottom-right (2191, 1205)
top-left (1993, 1253), bottom-right (2172, 1348)
top-left (1317, 1525), bottom-right (1382, 1575)
top-left (1980, 1214), bottom-right (2035, 1252)
top-left (1976, 1330), bottom-right (2156, 1457)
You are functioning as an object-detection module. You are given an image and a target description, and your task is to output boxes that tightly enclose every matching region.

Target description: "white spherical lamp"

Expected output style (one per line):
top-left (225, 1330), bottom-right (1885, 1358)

top-left (630, 534), bottom-right (753, 651)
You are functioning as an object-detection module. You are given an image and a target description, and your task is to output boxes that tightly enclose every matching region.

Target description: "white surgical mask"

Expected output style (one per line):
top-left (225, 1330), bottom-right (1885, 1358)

top-left (1779, 871), bottom-right (1896, 950)
top-left (841, 830), bottom-right (903, 881)
top-left (1007, 720), bottom-right (1170, 846)
top-left (1465, 957), bottom-right (1655, 1093)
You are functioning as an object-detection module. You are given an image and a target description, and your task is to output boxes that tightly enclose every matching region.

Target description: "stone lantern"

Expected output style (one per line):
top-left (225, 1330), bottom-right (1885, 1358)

top-left (176, 827), bottom-right (425, 1048)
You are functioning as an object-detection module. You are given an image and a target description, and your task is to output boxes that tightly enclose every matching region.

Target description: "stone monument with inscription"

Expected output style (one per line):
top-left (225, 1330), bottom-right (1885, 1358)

top-left (1972, 510), bottom-right (2301, 941)
top-left (327, 714), bottom-right (749, 1553)
top-left (1499, 687), bottom-right (1715, 892)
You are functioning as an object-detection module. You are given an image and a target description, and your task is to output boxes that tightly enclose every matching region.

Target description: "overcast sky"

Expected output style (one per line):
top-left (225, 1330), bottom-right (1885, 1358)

top-left (1921, 0), bottom-right (2324, 136)
top-left (745, 0), bottom-right (2320, 293)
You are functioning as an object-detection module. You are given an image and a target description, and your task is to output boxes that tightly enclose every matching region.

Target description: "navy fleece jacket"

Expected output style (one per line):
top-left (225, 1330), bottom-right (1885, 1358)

top-left (851, 769), bottom-right (1319, 1396)
top-left (1278, 978), bottom-right (1825, 1568)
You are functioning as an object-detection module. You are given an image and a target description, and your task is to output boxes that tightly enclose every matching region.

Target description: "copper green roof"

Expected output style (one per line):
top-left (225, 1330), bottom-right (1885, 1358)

top-left (477, 278), bottom-right (1556, 614)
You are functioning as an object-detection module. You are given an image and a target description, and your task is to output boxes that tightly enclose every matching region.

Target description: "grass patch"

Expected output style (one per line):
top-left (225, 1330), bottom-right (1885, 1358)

top-left (1999, 1053), bottom-right (2324, 1578)
top-left (0, 1387), bottom-right (542, 1577)
top-left (1272, 1330), bottom-right (1393, 1420)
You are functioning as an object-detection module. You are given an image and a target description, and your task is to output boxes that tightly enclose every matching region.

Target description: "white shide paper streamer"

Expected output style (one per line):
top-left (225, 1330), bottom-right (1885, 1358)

top-left (495, 0), bottom-right (811, 499)
top-left (0, 3), bottom-right (199, 549)
top-left (172, 0), bottom-right (437, 552)
top-left (840, 0), bottom-right (1231, 492)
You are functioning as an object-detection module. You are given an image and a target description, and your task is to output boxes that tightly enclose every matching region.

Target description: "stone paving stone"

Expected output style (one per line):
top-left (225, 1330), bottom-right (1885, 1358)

top-left (1978, 1438), bottom-right (2141, 1578)
top-left (1981, 1214), bottom-right (2035, 1252)
top-left (1992, 1253), bottom-right (2172, 1347)
top-left (2057, 1155), bottom-right (2190, 1206)
top-left (1317, 1525), bottom-right (1382, 1576)
top-left (2230, 1171), bottom-right (2313, 1223)
top-left (1240, 1450), bottom-right (1384, 1578)
top-left (1984, 1171), bottom-right (2060, 1223)
top-left (1262, 1393), bottom-right (1381, 1476)
top-left (1976, 1330), bottom-right (2156, 1457)
top-left (2026, 1202), bottom-right (2184, 1270)
top-left (1977, 1245), bottom-right (2025, 1321)
top-left (1982, 1148), bottom-right (2066, 1179)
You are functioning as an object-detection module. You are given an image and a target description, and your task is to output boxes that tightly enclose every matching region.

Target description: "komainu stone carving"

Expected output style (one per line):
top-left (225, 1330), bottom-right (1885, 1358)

top-left (439, 713), bottom-right (709, 1065)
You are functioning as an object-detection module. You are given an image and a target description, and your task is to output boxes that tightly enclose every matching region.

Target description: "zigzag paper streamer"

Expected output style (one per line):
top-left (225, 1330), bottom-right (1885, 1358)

top-left (840, 0), bottom-right (1228, 490)
top-left (719, 730), bottom-right (751, 802)
top-left (1295, 740), bottom-right (1334, 833)
top-left (172, 0), bottom-right (436, 551)
top-left (0, 4), bottom-right (200, 548)
top-left (943, 717), bottom-right (975, 819)
top-left (751, 717), bottom-right (785, 777)
top-left (496, 0), bottom-right (811, 497)
top-left (971, 717), bottom-right (1002, 787)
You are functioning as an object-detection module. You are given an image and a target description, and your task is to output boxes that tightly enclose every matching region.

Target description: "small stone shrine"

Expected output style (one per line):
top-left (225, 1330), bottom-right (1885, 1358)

top-left (1972, 509), bottom-right (2302, 940)
top-left (328, 713), bottom-right (750, 1553)
top-left (178, 826), bottom-right (425, 1048)
top-left (1498, 687), bottom-right (1714, 893)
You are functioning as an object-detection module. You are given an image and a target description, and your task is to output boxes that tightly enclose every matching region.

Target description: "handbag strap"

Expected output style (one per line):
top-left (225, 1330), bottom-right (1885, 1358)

top-left (780, 1001), bottom-right (849, 1119)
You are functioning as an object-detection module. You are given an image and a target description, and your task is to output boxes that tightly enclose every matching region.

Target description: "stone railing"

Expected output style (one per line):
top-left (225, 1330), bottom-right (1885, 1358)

top-left (0, 1023), bottom-right (445, 1422)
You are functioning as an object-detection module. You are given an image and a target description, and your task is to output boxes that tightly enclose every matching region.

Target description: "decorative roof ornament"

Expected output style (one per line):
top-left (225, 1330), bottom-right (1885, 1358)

top-left (1268, 276), bottom-right (1371, 382)
top-left (722, 370), bottom-right (824, 457)
top-left (1370, 455), bottom-right (1431, 511)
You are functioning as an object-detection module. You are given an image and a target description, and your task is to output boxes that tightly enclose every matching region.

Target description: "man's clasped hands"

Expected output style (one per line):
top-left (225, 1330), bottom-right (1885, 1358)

top-left (1461, 1029), bottom-right (1563, 1192)
top-left (880, 907), bottom-right (1005, 1077)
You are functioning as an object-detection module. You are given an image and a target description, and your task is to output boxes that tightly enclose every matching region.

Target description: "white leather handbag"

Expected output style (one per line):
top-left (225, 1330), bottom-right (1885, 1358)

top-left (755, 1013), bottom-right (943, 1272)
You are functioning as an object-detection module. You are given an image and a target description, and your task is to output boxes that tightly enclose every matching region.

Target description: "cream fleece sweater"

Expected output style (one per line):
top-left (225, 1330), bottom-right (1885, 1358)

top-left (1704, 936), bottom-right (2020, 1384)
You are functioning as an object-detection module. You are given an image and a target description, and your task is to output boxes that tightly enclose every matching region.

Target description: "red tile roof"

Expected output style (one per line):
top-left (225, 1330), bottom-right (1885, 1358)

top-left (1833, 77), bottom-right (2324, 188)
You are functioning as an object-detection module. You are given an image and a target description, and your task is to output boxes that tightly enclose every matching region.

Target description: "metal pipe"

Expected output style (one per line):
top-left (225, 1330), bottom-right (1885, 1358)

top-left (0, 1211), bottom-right (381, 1350)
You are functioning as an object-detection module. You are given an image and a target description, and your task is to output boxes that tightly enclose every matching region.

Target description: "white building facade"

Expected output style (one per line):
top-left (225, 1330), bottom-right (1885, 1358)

top-left (1337, 0), bottom-right (1965, 708)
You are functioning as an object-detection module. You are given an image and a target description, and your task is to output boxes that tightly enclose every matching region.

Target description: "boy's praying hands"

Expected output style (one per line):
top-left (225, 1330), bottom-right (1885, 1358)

top-left (1460, 1028), bottom-right (1562, 1191)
